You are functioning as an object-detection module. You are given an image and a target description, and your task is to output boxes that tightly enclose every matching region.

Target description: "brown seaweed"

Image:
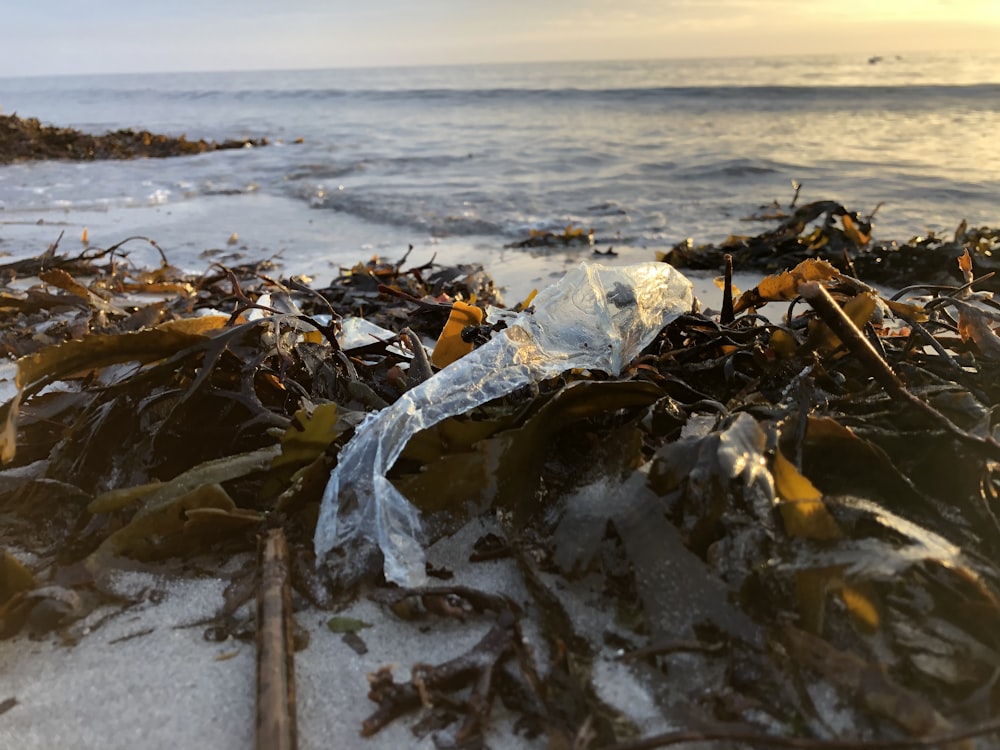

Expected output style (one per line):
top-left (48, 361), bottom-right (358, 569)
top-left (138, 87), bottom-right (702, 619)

top-left (0, 113), bottom-right (267, 164)
top-left (664, 199), bottom-right (1000, 292)
top-left (3, 209), bottom-right (1000, 748)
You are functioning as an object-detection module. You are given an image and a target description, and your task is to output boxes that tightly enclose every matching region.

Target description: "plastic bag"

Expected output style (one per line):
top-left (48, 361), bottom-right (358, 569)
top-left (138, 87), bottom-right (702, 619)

top-left (313, 262), bottom-right (694, 585)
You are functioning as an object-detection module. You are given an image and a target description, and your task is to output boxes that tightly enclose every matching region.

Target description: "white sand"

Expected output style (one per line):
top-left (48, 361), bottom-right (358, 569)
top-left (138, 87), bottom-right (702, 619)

top-left (0, 517), bottom-right (669, 749)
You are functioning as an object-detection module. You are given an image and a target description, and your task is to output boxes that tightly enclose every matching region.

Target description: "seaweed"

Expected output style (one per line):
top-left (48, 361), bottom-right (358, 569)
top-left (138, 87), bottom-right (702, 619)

top-left (505, 224), bottom-right (595, 248)
top-left (664, 198), bottom-right (1000, 292)
top-left (0, 113), bottom-right (268, 164)
top-left (3, 204), bottom-right (1000, 748)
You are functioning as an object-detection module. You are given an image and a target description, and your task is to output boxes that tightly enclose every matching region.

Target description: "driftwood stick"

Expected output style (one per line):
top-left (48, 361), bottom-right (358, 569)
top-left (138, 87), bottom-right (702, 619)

top-left (798, 281), bottom-right (1000, 460)
top-left (256, 528), bottom-right (297, 750)
top-left (720, 254), bottom-right (735, 325)
top-left (798, 281), bottom-right (906, 397)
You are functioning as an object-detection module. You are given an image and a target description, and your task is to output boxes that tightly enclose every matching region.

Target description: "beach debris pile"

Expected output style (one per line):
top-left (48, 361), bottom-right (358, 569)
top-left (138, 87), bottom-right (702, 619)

top-left (313, 261), bottom-right (694, 588)
top-left (668, 198), bottom-right (1000, 291)
top-left (505, 223), bottom-right (595, 248)
top-left (0, 113), bottom-right (267, 164)
top-left (2, 205), bottom-right (1000, 748)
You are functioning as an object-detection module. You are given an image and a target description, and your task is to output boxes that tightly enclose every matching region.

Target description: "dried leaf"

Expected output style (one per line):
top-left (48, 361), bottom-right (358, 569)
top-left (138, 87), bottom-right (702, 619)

top-left (883, 297), bottom-right (929, 323)
top-left (958, 247), bottom-right (973, 285)
top-left (274, 403), bottom-right (342, 470)
top-left (39, 268), bottom-right (95, 301)
top-left (840, 582), bottom-right (880, 632)
top-left (807, 291), bottom-right (877, 351)
top-left (958, 306), bottom-right (1000, 360)
top-left (89, 445), bottom-right (280, 515)
top-left (712, 275), bottom-right (741, 296)
top-left (86, 481), bottom-right (164, 514)
top-left (841, 213), bottom-right (871, 247)
top-left (733, 258), bottom-right (840, 313)
top-left (773, 448), bottom-right (841, 541)
top-left (768, 328), bottom-right (798, 358)
top-left (261, 402), bottom-right (345, 503)
top-left (514, 288), bottom-right (538, 311)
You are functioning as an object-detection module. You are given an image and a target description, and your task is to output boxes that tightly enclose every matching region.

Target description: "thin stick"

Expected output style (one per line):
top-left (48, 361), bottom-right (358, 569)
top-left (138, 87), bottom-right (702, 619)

top-left (720, 254), bottom-right (735, 325)
top-left (798, 281), bottom-right (1000, 460)
top-left (798, 282), bottom-right (905, 397)
top-left (256, 528), bottom-right (297, 750)
top-left (377, 283), bottom-right (453, 312)
top-left (789, 179), bottom-right (802, 208)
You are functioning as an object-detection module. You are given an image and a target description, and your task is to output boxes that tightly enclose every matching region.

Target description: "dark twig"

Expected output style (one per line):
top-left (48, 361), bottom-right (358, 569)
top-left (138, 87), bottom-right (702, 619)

top-left (840, 246), bottom-right (858, 279)
top-left (398, 327), bottom-right (434, 383)
top-left (789, 180), bottom-right (802, 209)
top-left (889, 272), bottom-right (995, 303)
top-left (377, 283), bottom-right (454, 312)
top-left (0, 231), bottom-right (140, 277)
top-left (370, 585), bottom-right (518, 622)
top-left (361, 610), bottom-right (518, 738)
top-left (102, 235), bottom-right (170, 266)
top-left (284, 276), bottom-right (340, 320)
top-left (256, 528), bottom-right (297, 750)
top-left (900, 318), bottom-right (990, 402)
top-left (720, 254), bottom-right (735, 325)
top-left (799, 282), bottom-right (906, 397)
top-left (799, 281), bottom-right (1000, 460)
top-left (393, 243), bottom-right (414, 270)
top-left (217, 266), bottom-right (341, 347)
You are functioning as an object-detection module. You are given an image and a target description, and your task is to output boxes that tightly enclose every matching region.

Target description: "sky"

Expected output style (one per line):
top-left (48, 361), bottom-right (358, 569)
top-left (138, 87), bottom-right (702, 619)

top-left (2, 0), bottom-right (999, 76)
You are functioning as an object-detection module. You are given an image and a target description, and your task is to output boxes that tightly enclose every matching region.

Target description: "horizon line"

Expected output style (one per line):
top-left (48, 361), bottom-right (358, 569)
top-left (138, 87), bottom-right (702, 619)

top-left (0, 48), bottom-right (987, 82)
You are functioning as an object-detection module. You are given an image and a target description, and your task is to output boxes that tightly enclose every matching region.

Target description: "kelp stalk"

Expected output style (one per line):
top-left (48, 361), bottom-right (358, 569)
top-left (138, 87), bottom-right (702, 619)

top-left (256, 528), bottom-right (297, 750)
top-left (799, 281), bottom-right (1000, 460)
top-left (798, 281), bottom-right (906, 397)
top-left (720, 253), bottom-right (735, 325)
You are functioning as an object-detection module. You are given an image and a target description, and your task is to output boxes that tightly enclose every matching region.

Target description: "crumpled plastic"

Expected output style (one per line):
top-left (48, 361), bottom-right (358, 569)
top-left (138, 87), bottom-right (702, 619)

top-left (313, 262), bottom-right (694, 585)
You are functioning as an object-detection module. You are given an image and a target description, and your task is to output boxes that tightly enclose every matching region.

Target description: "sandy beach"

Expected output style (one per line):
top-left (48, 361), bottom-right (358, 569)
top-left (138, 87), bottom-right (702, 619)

top-left (0, 518), bottom-right (673, 750)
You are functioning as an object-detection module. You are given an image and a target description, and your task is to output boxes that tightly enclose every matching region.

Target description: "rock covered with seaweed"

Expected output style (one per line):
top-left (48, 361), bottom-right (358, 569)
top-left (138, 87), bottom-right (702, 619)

top-left (0, 113), bottom-right (267, 164)
top-left (2, 203), bottom-right (1000, 748)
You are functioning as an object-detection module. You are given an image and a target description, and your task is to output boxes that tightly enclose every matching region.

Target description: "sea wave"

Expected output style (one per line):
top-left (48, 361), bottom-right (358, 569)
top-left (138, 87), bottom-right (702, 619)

top-left (33, 83), bottom-right (1000, 112)
top-left (297, 186), bottom-right (506, 238)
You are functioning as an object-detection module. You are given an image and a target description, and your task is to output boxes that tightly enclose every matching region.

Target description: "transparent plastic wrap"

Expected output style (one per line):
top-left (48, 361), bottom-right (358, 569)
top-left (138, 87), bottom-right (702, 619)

top-left (313, 262), bottom-right (694, 585)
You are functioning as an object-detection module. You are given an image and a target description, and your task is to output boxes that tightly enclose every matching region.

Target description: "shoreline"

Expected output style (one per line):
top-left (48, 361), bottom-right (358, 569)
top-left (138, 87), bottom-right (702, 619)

top-left (0, 190), bottom-right (735, 308)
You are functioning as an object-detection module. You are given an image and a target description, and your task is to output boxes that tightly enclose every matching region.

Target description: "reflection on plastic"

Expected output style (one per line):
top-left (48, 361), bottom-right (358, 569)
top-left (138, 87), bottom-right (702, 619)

top-left (313, 262), bottom-right (694, 586)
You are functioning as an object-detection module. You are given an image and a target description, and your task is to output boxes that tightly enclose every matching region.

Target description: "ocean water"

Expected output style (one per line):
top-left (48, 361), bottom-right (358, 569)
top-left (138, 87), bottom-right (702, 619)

top-left (0, 53), bottom-right (998, 300)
